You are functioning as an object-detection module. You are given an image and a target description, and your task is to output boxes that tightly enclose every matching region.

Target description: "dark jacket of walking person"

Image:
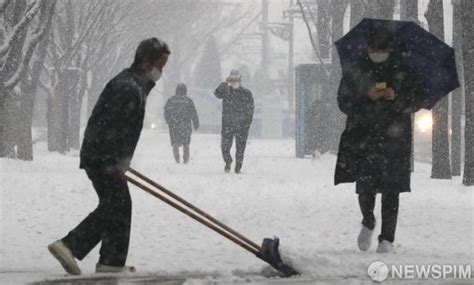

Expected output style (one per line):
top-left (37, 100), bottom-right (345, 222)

top-left (164, 83), bottom-right (199, 163)
top-left (214, 69), bottom-right (254, 173)
top-left (48, 38), bottom-right (170, 275)
top-left (335, 27), bottom-right (425, 253)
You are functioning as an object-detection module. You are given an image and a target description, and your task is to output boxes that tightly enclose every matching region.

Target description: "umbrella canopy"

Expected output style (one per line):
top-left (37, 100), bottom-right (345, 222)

top-left (335, 18), bottom-right (460, 110)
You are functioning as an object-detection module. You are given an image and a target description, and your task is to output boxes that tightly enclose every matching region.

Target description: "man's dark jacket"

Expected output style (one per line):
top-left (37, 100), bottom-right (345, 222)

top-left (214, 83), bottom-right (254, 128)
top-left (164, 93), bottom-right (199, 146)
top-left (80, 66), bottom-right (155, 172)
top-left (334, 53), bottom-right (426, 194)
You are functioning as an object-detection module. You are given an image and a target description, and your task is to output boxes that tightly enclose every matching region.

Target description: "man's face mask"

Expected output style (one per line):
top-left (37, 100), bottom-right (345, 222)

top-left (146, 67), bottom-right (162, 82)
top-left (368, 52), bottom-right (390, 63)
top-left (230, 82), bottom-right (240, 89)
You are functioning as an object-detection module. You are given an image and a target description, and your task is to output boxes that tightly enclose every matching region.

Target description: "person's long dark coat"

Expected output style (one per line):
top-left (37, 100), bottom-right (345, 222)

top-left (214, 83), bottom-right (254, 129)
top-left (164, 92), bottom-right (199, 146)
top-left (80, 66), bottom-right (155, 172)
top-left (334, 53), bottom-right (425, 194)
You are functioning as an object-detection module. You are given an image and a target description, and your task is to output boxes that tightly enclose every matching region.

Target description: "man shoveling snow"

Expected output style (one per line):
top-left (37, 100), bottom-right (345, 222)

top-left (48, 38), bottom-right (170, 275)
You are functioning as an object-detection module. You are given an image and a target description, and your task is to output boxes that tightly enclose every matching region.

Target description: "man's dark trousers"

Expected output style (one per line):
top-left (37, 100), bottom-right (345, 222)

top-left (221, 122), bottom-right (250, 166)
top-left (357, 183), bottom-right (400, 243)
top-left (62, 168), bottom-right (131, 266)
top-left (173, 144), bottom-right (190, 163)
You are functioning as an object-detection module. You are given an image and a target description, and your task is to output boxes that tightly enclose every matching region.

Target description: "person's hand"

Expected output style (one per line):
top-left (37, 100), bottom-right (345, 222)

top-left (368, 87), bottom-right (385, 101)
top-left (225, 77), bottom-right (232, 83)
top-left (382, 87), bottom-right (396, 101)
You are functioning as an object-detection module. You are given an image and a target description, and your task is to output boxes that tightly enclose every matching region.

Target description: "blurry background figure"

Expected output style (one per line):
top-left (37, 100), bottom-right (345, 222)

top-left (214, 70), bottom-right (254, 174)
top-left (164, 83), bottom-right (199, 163)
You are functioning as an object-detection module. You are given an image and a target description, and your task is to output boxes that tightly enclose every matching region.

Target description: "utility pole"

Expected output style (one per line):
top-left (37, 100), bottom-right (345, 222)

top-left (261, 0), bottom-right (269, 73)
top-left (288, 0), bottom-right (295, 110)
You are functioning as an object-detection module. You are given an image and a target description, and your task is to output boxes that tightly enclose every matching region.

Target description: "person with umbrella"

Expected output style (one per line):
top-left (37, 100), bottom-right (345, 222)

top-left (335, 19), bottom-right (459, 253)
top-left (164, 83), bottom-right (199, 164)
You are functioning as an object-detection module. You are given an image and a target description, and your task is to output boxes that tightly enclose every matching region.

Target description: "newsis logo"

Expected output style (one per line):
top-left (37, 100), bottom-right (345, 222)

top-left (368, 261), bottom-right (472, 282)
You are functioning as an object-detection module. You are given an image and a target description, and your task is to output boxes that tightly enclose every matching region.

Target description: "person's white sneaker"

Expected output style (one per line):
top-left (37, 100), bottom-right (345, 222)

top-left (376, 240), bottom-right (394, 253)
top-left (96, 263), bottom-right (136, 273)
top-left (48, 240), bottom-right (81, 275)
top-left (357, 225), bottom-right (374, 251)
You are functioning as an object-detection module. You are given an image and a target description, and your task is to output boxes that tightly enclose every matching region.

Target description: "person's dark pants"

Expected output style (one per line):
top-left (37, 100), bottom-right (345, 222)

top-left (62, 168), bottom-right (131, 266)
top-left (357, 190), bottom-right (399, 243)
top-left (221, 123), bottom-right (250, 167)
top-left (172, 144), bottom-right (190, 163)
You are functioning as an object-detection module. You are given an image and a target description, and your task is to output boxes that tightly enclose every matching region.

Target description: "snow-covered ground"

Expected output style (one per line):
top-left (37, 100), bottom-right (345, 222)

top-left (1, 131), bottom-right (473, 284)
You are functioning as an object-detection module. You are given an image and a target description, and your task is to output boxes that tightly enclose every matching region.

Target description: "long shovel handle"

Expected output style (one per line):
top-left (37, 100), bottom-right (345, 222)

top-left (128, 167), bottom-right (261, 251)
top-left (124, 173), bottom-right (260, 255)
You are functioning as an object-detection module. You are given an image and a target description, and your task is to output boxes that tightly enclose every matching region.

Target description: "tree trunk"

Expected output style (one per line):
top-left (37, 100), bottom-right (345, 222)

top-left (451, 0), bottom-right (463, 176)
top-left (330, 0), bottom-right (349, 151)
top-left (87, 73), bottom-right (102, 117)
top-left (426, 0), bottom-right (452, 179)
top-left (16, 82), bottom-right (35, 161)
top-left (350, 0), bottom-right (366, 28)
top-left (461, 0), bottom-right (474, 186)
top-left (47, 93), bottom-right (61, 152)
top-left (69, 70), bottom-right (87, 150)
top-left (0, 90), bottom-right (7, 157)
top-left (47, 74), bottom-right (70, 154)
top-left (401, 0), bottom-right (418, 172)
top-left (400, 0), bottom-right (418, 21)
top-left (1, 89), bottom-right (17, 158)
top-left (367, 0), bottom-right (395, 19)
top-left (17, 24), bottom-right (52, 160)
top-left (69, 90), bottom-right (82, 150)
top-left (0, 0), bottom-right (28, 158)
top-left (1, 0), bottom-right (54, 160)
top-left (316, 0), bottom-right (333, 147)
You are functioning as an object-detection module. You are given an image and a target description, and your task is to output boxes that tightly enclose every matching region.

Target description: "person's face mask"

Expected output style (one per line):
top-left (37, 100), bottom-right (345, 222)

top-left (230, 82), bottom-right (240, 89)
top-left (368, 52), bottom-right (390, 63)
top-left (146, 67), bottom-right (162, 82)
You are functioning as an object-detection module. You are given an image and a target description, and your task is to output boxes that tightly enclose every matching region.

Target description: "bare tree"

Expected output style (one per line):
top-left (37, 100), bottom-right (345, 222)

top-left (193, 36), bottom-right (222, 89)
top-left (451, 0), bottom-right (463, 176)
top-left (400, 0), bottom-right (418, 172)
top-left (40, 0), bottom-right (132, 153)
top-left (162, 1), bottom-right (252, 91)
top-left (426, 0), bottom-right (452, 179)
top-left (400, 0), bottom-right (419, 22)
top-left (0, 0), bottom-right (55, 159)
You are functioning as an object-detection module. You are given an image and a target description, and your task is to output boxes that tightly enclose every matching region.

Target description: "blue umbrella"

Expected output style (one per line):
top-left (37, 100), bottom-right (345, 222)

top-left (334, 18), bottom-right (460, 110)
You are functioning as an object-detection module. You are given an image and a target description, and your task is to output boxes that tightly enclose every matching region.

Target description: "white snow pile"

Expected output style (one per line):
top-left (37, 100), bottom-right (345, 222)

top-left (1, 131), bottom-right (473, 284)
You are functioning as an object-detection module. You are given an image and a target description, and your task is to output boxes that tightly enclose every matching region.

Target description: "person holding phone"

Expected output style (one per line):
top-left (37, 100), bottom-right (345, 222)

top-left (335, 26), bottom-right (425, 253)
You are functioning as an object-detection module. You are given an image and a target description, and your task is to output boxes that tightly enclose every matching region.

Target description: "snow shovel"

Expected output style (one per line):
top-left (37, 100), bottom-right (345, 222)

top-left (124, 167), bottom-right (298, 277)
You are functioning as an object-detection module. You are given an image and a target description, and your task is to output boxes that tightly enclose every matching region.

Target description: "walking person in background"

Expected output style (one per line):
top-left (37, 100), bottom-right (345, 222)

top-left (164, 83), bottom-right (199, 163)
top-left (335, 26), bottom-right (425, 253)
top-left (214, 69), bottom-right (254, 174)
top-left (48, 38), bottom-right (170, 275)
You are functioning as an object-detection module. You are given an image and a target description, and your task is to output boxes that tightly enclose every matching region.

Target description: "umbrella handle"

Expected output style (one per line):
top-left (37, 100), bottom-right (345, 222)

top-left (125, 168), bottom-right (261, 255)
